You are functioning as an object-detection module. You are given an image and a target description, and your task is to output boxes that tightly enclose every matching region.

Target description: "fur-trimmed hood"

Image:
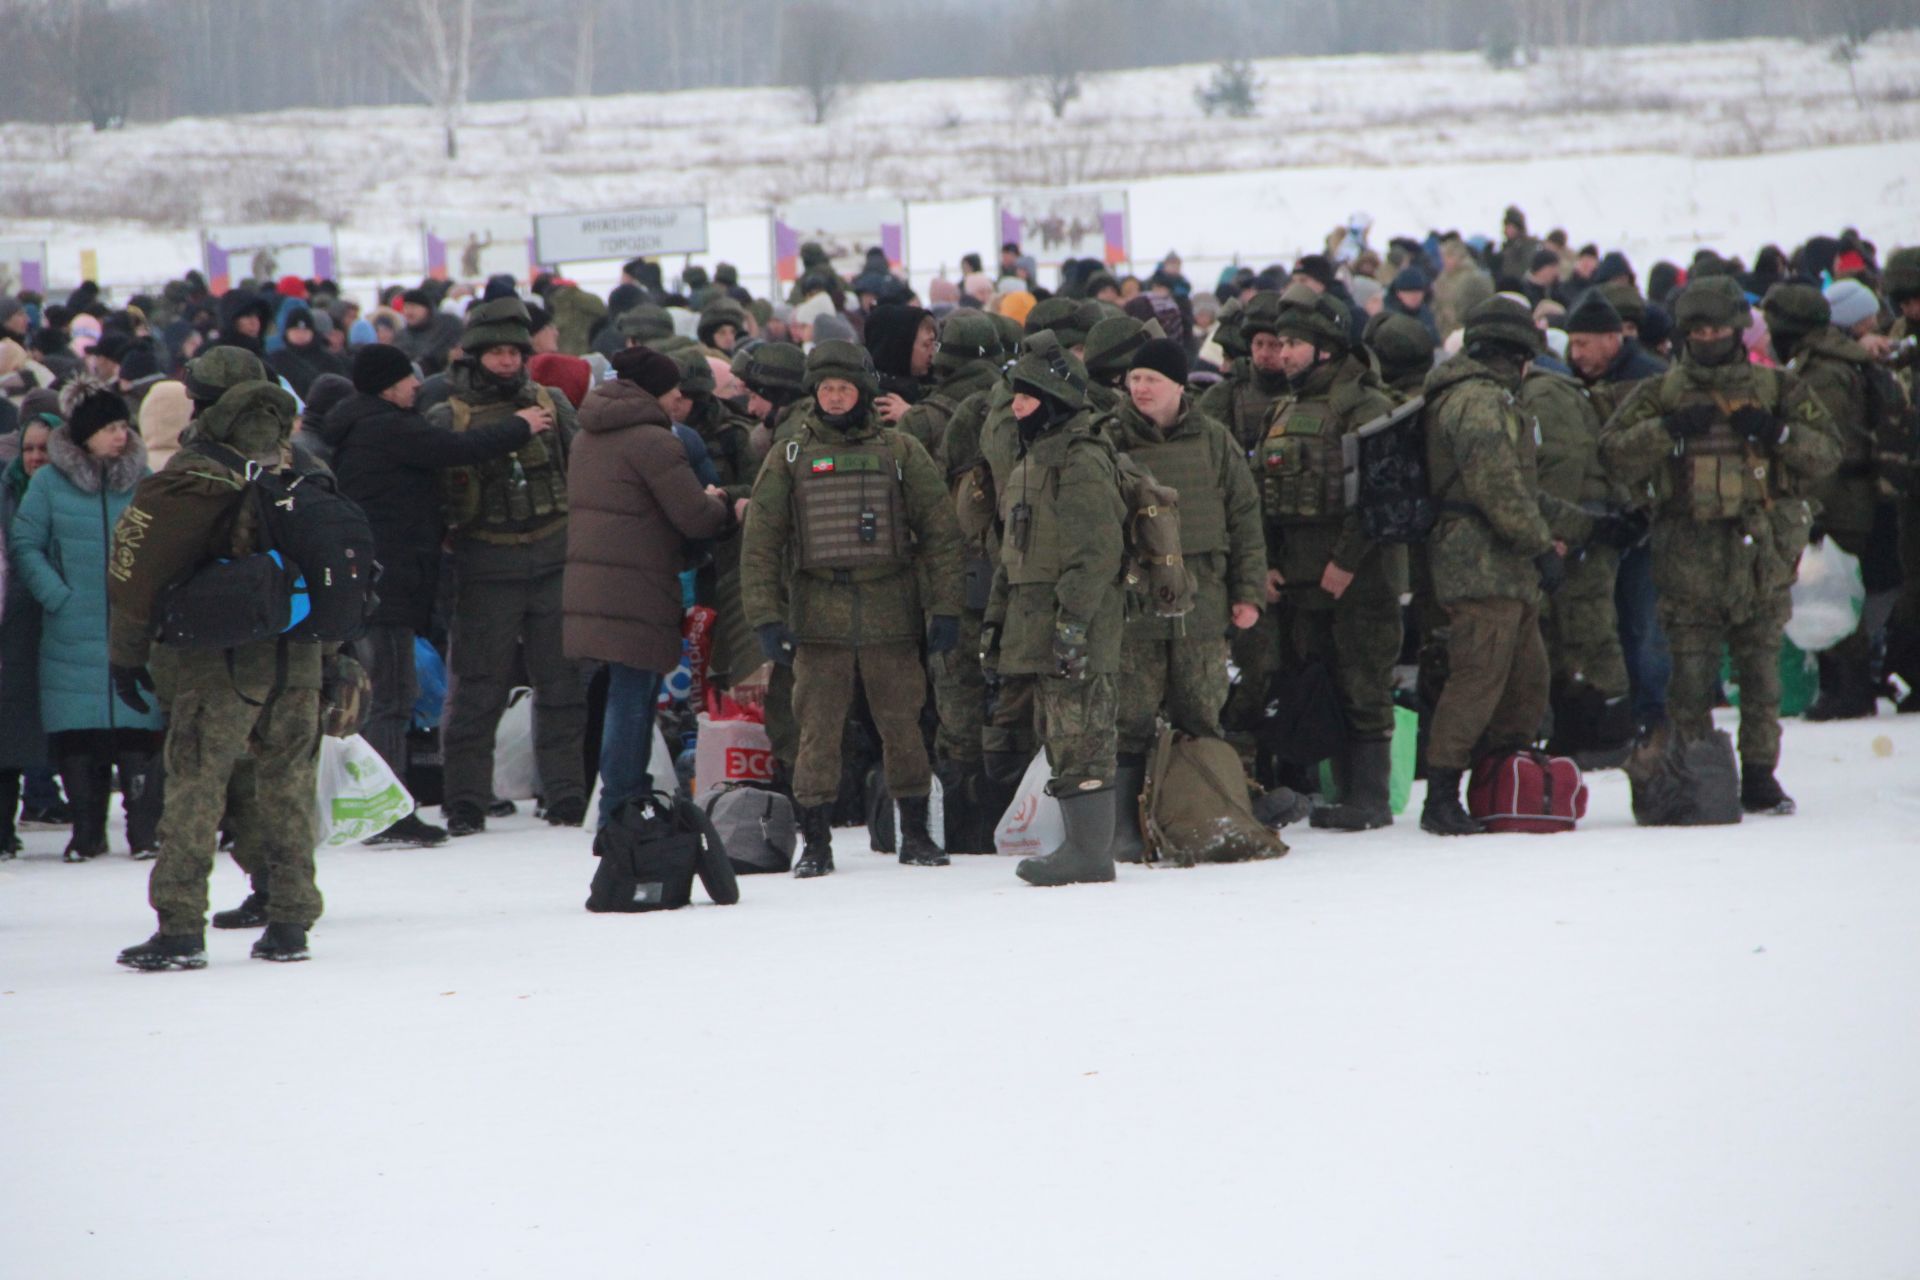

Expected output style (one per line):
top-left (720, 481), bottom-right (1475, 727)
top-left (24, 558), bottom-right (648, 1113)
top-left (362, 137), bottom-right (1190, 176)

top-left (45, 423), bottom-right (148, 495)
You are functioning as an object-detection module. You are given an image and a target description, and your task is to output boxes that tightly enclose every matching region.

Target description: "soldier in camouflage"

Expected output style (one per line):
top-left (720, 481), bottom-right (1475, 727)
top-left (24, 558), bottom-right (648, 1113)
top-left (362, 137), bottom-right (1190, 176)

top-left (1881, 249), bottom-right (1920, 708)
top-left (1599, 277), bottom-right (1841, 815)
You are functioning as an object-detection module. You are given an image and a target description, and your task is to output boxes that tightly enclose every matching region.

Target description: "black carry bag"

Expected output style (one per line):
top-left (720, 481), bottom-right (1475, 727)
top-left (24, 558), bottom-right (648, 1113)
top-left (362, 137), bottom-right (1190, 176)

top-left (1624, 726), bottom-right (1743, 827)
top-left (587, 790), bottom-right (740, 912)
top-left (1259, 661), bottom-right (1349, 768)
top-left (1344, 395), bottom-right (1435, 544)
top-left (156, 551), bottom-right (297, 649)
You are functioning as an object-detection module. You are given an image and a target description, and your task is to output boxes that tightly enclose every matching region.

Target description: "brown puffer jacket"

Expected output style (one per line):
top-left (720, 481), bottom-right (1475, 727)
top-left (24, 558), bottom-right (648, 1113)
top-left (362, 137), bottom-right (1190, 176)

top-left (563, 378), bottom-right (733, 672)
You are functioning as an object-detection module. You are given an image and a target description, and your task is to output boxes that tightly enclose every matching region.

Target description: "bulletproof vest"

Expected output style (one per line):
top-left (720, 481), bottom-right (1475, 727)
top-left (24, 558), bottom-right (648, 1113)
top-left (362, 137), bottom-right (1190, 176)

top-left (1124, 421), bottom-right (1227, 553)
top-left (785, 427), bottom-right (912, 579)
top-left (1225, 376), bottom-right (1282, 451)
top-left (1655, 367), bottom-right (1782, 522)
top-left (1258, 393), bottom-right (1348, 522)
top-left (445, 383), bottom-right (568, 541)
top-left (999, 439), bottom-right (1070, 587)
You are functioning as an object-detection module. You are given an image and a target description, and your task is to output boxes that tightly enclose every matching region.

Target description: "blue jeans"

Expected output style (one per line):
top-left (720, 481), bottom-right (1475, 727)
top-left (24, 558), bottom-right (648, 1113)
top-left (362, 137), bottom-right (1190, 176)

top-left (596, 664), bottom-right (662, 830)
top-left (1614, 544), bottom-right (1671, 725)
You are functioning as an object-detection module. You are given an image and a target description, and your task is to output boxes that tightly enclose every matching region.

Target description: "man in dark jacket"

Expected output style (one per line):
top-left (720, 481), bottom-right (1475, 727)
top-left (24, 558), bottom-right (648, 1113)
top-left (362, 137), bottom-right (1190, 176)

top-left (395, 290), bottom-right (463, 376)
top-left (317, 343), bottom-right (547, 846)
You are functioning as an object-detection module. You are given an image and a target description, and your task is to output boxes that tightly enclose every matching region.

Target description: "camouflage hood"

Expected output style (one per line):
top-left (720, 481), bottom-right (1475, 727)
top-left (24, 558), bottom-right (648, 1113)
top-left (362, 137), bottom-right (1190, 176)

top-left (188, 380), bottom-right (297, 460)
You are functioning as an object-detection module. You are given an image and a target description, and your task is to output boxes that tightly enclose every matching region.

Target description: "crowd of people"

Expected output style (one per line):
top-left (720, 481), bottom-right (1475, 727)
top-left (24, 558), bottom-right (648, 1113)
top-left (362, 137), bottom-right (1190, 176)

top-left (0, 207), bottom-right (1913, 967)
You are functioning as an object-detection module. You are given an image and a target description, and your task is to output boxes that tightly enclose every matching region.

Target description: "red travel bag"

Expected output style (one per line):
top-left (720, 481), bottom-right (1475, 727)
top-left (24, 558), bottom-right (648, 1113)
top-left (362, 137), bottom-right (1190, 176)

top-left (1467, 750), bottom-right (1587, 833)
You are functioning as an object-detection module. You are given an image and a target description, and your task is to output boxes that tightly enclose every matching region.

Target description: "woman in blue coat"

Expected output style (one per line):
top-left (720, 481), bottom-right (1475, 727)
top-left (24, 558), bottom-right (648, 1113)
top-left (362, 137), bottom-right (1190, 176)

top-left (11, 382), bottom-right (165, 860)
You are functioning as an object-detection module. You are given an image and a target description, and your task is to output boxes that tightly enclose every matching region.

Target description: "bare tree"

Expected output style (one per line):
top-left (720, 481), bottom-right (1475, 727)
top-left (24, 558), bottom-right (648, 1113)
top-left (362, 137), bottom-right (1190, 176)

top-left (779, 3), bottom-right (860, 124)
top-left (371, 0), bottom-right (542, 158)
top-left (5, 0), bottom-right (157, 129)
top-left (1014, 3), bottom-right (1104, 120)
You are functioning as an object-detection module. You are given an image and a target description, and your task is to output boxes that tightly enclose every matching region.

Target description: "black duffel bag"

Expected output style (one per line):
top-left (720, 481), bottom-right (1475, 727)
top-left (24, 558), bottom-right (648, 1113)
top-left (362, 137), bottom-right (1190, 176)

top-left (587, 790), bottom-right (739, 913)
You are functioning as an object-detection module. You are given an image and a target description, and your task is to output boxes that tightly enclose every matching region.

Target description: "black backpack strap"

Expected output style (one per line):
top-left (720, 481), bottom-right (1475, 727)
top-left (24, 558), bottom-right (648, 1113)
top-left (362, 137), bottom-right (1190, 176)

top-left (223, 637), bottom-right (291, 709)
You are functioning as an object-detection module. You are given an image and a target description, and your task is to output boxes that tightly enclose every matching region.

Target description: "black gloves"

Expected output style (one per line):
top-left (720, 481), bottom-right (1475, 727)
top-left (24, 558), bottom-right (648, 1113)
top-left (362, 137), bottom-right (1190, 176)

top-left (755, 622), bottom-right (796, 667)
top-left (111, 664), bottom-right (156, 715)
top-left (1053, 619), bottom-right (1090, 680)
top-left (1665, 403), bottom-right (1716, 441)
top-left (926, 615), bottom-right (960, 657)
top-left (1590, 509), bottom-right (1650, 551)
top-left (1534, 550), bottom-right (1567, 595)
top-left (1730, 405), bottom-right (1780, 446)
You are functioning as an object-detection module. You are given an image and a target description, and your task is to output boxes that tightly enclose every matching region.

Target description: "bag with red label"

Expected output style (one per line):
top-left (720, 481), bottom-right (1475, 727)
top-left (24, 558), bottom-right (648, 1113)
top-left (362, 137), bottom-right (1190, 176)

top-left (1467, 749), bottom-right (1587, 834)
top-left (693, 707), bottom-right (776, 797)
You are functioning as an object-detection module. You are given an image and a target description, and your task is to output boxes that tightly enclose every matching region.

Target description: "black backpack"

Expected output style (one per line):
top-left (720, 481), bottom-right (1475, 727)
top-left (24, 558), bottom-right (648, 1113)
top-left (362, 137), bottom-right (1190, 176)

top-left (1343, 396), bottom-right (1435, 543)
top-left (195, 441), bottom-right (380, 644)
top-left (588, 791), bottom-right (739, 913)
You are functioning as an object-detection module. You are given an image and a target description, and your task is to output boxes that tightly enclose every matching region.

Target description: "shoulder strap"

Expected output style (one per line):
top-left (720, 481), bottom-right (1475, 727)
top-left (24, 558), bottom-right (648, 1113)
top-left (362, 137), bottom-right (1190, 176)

top-left (449, 397), bottom-right (471, 432)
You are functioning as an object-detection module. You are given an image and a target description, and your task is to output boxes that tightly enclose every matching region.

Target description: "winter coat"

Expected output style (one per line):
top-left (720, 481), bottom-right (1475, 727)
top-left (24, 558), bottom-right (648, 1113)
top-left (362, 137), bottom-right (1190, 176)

top-left (394, 313), bottom-right (463, 377)
top-left (313, 390), bottom-right (533, 632)
top-left (0, 462), bottom-right (45, 768)
top-left (267, 340), bottom-right (348, 399)
top-left (10, 427), bottom-right (165, 734)
top-left (563, 379), bottom-right (732, 672)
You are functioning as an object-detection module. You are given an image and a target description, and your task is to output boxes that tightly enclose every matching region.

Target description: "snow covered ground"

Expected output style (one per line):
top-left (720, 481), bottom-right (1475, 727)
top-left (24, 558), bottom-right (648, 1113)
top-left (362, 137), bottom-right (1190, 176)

top-left (4, 33), bottom-right (1920, 302)
top-left (4, 708), bottom-right (1917, 1278)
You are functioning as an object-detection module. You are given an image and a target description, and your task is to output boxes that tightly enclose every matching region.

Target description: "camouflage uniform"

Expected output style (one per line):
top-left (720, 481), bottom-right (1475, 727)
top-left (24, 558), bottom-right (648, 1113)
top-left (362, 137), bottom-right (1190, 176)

top-left (1599, 279), bottom-right (1841, 790)
top-left (1883, 249), bottom-right (1920, 700)
top-left (107, 379), bottom-right (325, 935)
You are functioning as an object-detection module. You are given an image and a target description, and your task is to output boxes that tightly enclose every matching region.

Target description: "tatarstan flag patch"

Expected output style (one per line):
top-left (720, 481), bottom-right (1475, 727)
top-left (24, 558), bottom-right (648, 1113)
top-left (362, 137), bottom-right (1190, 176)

top-left (811, 457), bottom-right (836, 473)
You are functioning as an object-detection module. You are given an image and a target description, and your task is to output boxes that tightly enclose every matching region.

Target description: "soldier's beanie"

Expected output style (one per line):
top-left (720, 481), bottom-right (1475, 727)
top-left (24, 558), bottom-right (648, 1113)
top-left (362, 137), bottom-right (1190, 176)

top-left (63, 383), bottom-right (130, 447)
top-left (1390, 266), bottom-right (1429, 294)
top-left (1598, 278), bottom-right (1647, 328)
top-left (1530, 248), bottom-right (1561, 273)
top-left (1462, 296), bottom-right (1544, 356)
top-left (1563, 289), bottom-right (1624, 335)
top-left (617, 304), bottom-right (675, 341)
top-left (1640, 303), bottom-right (1674, 350)
top-left (1129, 337), bottom-right (1189, 387)
top-left (1823, 279), bottom-right (1879, 331)
top-left (1292, 255), bottom-right (1337, 290)
top-left (1761, 283), bottom-right (1831, 336)
top-left (672, 347), bottom-right (715, 397)
top-left (1363, 311), bottom-right (1436, 377)
top-left (1883, 247), bottom-right (1920, 303)
top-left (461, 297), bottom-right (533, 353)
top-left (401, 288), bottom-right (434, 310)
top-left (811, 313), bottom-right (857, 344)
top-left (1673, 276), bottom-right (1751, 331)
top-left (303, 373), bottom-right (356, 426)
top-left (732, 341), bottom-right (807, 396)
top-left (184, 345), bottom-right (267, 403)
top-left (804, 339), bottom-right (879, 398)
top-left (352, 343), bottom-right (416, 396)
top-left (610, 346), bottom-right (682, 399)
top-left (1084, 316), bottom-right (1150, 378)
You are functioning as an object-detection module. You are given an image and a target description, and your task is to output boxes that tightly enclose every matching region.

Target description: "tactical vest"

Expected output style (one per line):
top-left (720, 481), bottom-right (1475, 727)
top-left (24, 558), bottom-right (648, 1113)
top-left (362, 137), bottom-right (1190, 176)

top-left (999, 442), bottom-right (1070, 587)
top-left (1227, 379), bottom-right (1281, 452)
top-left (1126, 424), bottom-right (1227, 553)
top-left (444, 384), bottom-right (568, 542)
top-left (1258, 395), bottom-right (1348, 521)
top-left (1654, 368), bottom-right (1783, 522)
top-left (785, 427), bottom-right (913, 580)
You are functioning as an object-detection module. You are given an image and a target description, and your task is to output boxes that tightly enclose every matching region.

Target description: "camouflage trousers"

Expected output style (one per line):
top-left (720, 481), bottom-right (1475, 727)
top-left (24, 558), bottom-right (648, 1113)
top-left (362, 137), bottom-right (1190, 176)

top-left (1662, 591), bottom-right (1791, 769)
top-left (1540, 545), bottom-right (1628, 699)
top-left (1279, 594), bottom-right (1403, 741)
top-left (930, 610), bottom-right (987, 766)
top-left (982, 675), bottom-right (1039, 761)
top-left (764, 661), bottom-right (798, 767)
top-left (1428, 597), bottom-right (1550, 771)
top-left (149, 686), bottom-right (323, 934)
top-left (1116, 628), bottom-right (1229, 759)
top-left (791, 642), bottom-right (929, 808)
top-left (1037, 673), bottom-right (1117, 797)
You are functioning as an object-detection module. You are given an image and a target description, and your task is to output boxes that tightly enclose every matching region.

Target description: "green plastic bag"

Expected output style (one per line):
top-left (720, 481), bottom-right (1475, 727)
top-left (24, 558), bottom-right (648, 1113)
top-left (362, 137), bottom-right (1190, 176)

top-left (1720, 637), bottom-right (1818, 718)
top-left (1318, 705), bottom-right (1420, 814)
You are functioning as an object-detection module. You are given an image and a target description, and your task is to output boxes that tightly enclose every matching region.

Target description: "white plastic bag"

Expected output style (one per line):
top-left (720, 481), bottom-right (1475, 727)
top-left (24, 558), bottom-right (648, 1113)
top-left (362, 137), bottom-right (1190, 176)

top-left (492, 687), bottom-right (537, 801)
top-left (1787, 538), bottom-right (1865, 654)
top-left (993, 751), bottom-right (1062, 857)
top-left (315, 735), bottom-right (415, 848)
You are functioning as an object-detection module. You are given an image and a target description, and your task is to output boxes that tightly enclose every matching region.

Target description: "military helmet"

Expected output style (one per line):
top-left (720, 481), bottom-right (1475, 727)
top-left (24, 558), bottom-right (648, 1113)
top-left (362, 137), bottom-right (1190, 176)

top-left (673, 347), bottom-right (716, 397)
top-left (1068, 301), bottom-right (1107, 346)
top-left (617, 303), bottom-right (675, 342)
top-left (1362, 311), bottom-right (1436, 383)
top-left (1273, 282), bottom-right (1351, 350)
top-left (804, 339), bottom-right (879, 399)
top-left (988, 311), bottom-right (1024, 358)
top-left (1024, 296), bottom-right (1080, 339)
top-left (1213, 296), bottom-right (1249, 360)
top-left (1884, 247), bottom-right (1920, 304)
top-left (461, 297), bottom-right (533, 353)
top-left (1760, 283), bottom-right (1831, 337)
top-left (183, 345), bottom-right (268, 403)
top-left (1239, 290), bottom-right (1287, 340)
top-left (1462, 296), bottom-right (1545, 357)
top-left (934, 312), bottom-right (1001, 376)
top-left (1598, 278), bottom-right (1648, 328)
top-left (1083, 315), bottom-right (1152, 381)
top-left (1007, 331), bottom-right (1088, 410)
top-left (731, 341), bottom-right (807, 398)
top-left (1673, 276), bottom-right (1752, 332)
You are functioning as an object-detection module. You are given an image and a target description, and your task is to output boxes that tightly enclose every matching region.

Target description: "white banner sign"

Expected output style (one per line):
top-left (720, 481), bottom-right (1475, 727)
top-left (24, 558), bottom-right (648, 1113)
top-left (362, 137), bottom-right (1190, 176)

top-left (534, 205), bottom-right (708, 265)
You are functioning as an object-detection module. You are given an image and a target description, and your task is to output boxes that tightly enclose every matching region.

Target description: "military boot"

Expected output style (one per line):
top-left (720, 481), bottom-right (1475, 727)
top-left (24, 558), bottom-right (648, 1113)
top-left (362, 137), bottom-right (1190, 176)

top-left (1740, 763), bottom-right (1796, 816)
top-left (1804, 654), bottom-right (1878, 721)
top-left (117, 932), bottom-right (208, 971)
top-left (1016, 786), bottom-right (1117, 887)
top-left (212, 891), bottom-right (270, 930)
top-left (118, 750), bottom-right (163, 859)
top-left (252, 922), bottom-right (311, 962)
top-left (1109, 758), bottom-right (1148, 863)
top-left (895, 795), bottom-right (949, 867)
top-left (946, 767), bottom-right (997, 854)
top-left (794, 803), bottom-right (835, 879)
top-left (1419, 768), bottom-right (1484, 836)
top-left (1312, 738), bottom-right (1394, 831)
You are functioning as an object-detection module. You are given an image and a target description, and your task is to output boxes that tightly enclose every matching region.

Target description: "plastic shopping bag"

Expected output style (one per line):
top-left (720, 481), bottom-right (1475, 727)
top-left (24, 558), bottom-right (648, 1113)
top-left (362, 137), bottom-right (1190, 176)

top-left (993, 751), bottom-right (1063, 858)
top-left (492, 687), bottom-right (538, 801)
top-left (1787, 537), bottom-right (1865, 654)
top-left (315, 734), bottom-right (415, 848)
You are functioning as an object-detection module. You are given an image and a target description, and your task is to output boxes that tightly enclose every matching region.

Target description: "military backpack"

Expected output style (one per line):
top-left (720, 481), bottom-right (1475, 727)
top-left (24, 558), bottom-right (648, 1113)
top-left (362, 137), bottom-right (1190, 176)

top-left (1344, 395), bottom-right (1436, 543)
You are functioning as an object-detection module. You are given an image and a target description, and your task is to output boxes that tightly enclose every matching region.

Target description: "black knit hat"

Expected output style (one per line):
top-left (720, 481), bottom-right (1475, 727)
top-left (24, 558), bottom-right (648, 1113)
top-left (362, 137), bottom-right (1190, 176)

top-left (1129, 337), bottom-right (1189, 387)
top-left (1563, 289), bottom-right (1624, 335)
top-left (352, 343), bottom-right (417, 396)
top-left (611, 345), bottom-right (682, 399)
top-left (66, 386), bottom-right (130, 448)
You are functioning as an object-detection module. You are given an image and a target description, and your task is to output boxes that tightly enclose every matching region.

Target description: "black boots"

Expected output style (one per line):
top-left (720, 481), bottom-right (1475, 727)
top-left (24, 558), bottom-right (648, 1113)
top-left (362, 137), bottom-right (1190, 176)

top-left (794, 803), bottom-right (835, 878)
top-left (1804, 654), bottom-right (1878, 721)
top-left (251, 923), bottom-right (311, 962)
top-left (1420, 767), bottom-right (1484, 836)
top-left (1016, 786), bottom-right (1117, 887)
top-left (1109, 759), bottom-right (1147, 864)
top-left (58, 755), bottom-right (109, 862)
top-left (895, 795), bottom-right (948, 867)
top-left (212, 891), bottom-right (270, 930)
top-left (118, 750), bottom-right (162, 859)
top-left (1740, 763), bottom-right (1796, 816)
top-left (1311, 739), bottom-right (1395, 831)
top-left (443, 803), bottom-right (486, 837)
top-left (365, 811), bottom-right (450, 848)
top-left (117, 933), bottom-right (207, 971)
top-left (938, 762), bottom-right (997, 854)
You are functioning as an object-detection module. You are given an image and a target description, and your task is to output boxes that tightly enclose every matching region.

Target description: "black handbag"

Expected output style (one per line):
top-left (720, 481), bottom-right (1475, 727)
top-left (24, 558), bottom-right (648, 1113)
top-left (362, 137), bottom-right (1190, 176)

top-left (587, 791), bottom-right (738, 913)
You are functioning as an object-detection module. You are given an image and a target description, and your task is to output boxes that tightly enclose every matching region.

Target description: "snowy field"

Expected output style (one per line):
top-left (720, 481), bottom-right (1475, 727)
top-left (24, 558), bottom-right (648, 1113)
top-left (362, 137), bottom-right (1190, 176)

top-left (4, 33), bottom-right (1920, 301)
top-left (3, 709), bottom-right (1917, 1279)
